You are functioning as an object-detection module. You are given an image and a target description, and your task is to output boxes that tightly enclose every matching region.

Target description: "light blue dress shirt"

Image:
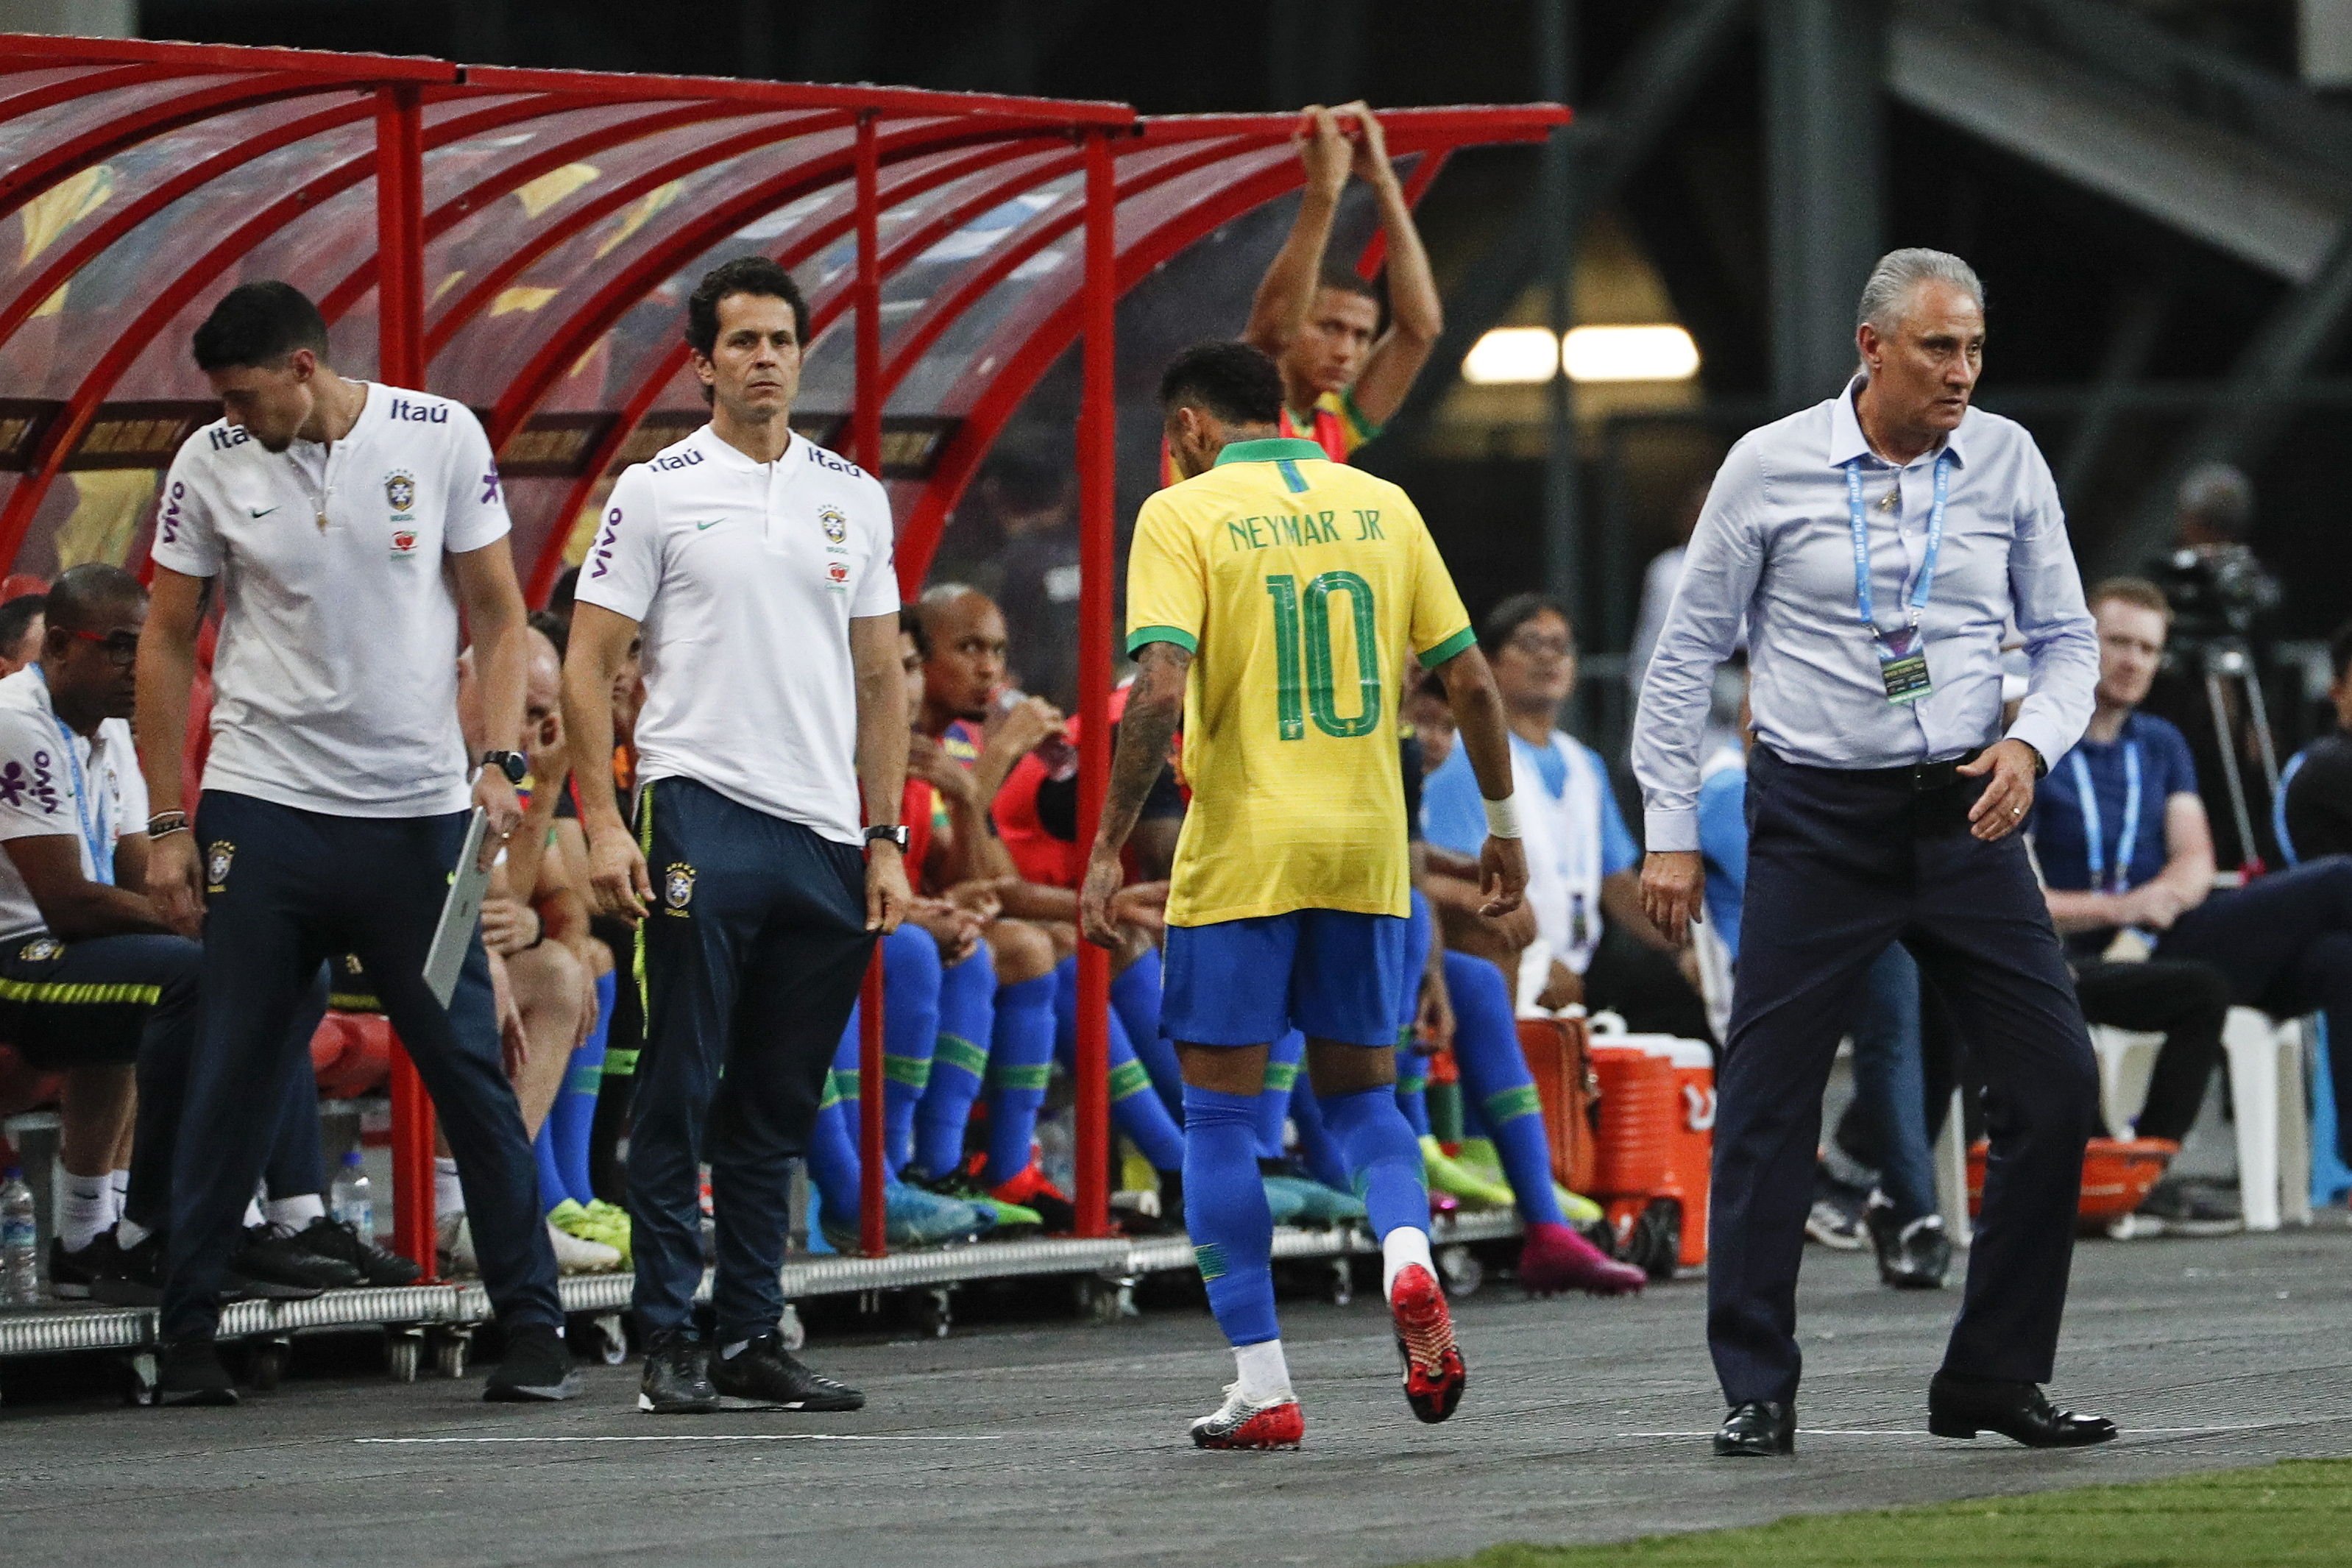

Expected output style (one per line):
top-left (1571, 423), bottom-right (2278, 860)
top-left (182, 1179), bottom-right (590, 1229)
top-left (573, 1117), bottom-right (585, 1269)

top-left (1633, 377), bottom-right (2097, 854)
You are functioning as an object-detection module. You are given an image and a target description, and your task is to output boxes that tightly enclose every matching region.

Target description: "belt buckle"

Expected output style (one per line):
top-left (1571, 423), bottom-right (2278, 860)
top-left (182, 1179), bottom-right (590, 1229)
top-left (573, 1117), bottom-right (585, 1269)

top-left (1910, 759), bottom-right (1956, 793)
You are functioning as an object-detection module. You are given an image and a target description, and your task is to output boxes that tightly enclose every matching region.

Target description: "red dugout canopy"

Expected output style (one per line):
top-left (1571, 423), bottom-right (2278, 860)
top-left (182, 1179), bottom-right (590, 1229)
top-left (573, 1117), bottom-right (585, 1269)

top-left (0, 32), bottom-right (1565, 1250)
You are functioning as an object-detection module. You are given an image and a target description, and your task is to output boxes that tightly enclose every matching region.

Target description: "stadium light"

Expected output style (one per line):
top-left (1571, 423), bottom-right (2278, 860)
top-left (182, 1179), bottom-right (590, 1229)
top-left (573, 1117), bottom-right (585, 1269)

top-left (1461, 324), bottom-right (1702, 385)
top-left (1461, 326), bottom-right (1561, 384)
top-left (1562, 324), bottom-right (1699, 382)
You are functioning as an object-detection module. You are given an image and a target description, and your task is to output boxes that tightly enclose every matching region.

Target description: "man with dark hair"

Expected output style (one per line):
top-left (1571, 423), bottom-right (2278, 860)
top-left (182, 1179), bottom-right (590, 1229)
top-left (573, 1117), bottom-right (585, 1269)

top-left (1239, 104), bottom-right (1442, 463)
top-left (2279, 620), bottom-right (2352, 863)
top-left (1423, 592), bottom-right (1710, 1040)
top-left (0, 592), bottom-right (46, 676)
top-left (1082, 338), bottom-right (1526, 1450)
top-left (139, 279), bottom-right (567, 1405)
top-left (564, 257), bottom-right (904, 1416)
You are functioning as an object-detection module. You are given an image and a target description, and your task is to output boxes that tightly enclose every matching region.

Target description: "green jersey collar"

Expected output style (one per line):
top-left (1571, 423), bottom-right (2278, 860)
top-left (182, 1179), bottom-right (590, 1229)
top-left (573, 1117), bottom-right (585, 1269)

top-left (1214, 436), bottom-right (1325, 467)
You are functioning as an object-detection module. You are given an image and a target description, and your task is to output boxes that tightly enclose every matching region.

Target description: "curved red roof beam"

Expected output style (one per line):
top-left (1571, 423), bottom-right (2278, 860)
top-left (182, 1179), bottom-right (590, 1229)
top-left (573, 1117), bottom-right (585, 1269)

top-left (480, 118), bottom-right (1099, 450)
top-left (315, 97), bottom-right (776, 324)
top-left (0, 93), bottom-right (584, 565)
top-left (523, 137), bottom-right (1084, 600)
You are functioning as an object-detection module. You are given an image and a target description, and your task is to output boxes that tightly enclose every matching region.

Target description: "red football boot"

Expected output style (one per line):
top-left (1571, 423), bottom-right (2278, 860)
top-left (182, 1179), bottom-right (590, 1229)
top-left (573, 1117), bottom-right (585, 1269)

top-left (1389, 1263), bottom-right (1467, 1424)
top-left (1189, 1383), bottom-right (1306, 1451)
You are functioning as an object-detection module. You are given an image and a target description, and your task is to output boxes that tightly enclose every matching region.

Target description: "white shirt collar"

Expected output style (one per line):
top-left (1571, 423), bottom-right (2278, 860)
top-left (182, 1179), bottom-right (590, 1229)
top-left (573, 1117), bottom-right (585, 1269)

top-left (1827, 374), bottom-right (1972, 471)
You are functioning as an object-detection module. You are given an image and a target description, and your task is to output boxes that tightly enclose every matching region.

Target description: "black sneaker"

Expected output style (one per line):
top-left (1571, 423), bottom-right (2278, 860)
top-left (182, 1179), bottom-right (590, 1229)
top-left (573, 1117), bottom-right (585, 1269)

top-left (284, 1216), bottom-right (423, 1287)
top-left (2128, 1177), bottom-right (2243, 1238)
top-left (709, 1333), bottom-right (865, 1412)
top-left (234, 1224), bottom-right (361, 1294)
top-left (638, 1330), bottom-right (721, 1414)
top-left (91, 1230), bottom-right (164, 1306)
top-left (50, 1232), bottom-right (116, 1299)
top-left (483, 1323), bottom-right (578, 1403)
top-left (159, 1337), bottom-right (238, 1407)
top-left (1864, 1197), bottom-right (1951, 1288)
top-left (1804, 1170), bottom-right (1869, 1250)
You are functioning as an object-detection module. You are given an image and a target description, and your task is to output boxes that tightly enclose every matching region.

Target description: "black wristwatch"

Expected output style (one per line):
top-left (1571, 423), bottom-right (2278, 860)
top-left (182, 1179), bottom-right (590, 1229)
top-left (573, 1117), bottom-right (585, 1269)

top-left (480, 749), bottom-right (527, 786)
top-left (864, 823), bottom-right (910, 854)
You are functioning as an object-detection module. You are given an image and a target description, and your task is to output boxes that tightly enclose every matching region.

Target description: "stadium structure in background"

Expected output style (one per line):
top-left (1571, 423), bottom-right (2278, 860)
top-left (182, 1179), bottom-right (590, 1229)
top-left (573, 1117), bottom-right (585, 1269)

top-left (0, 31), bottom-right (1562, 1260)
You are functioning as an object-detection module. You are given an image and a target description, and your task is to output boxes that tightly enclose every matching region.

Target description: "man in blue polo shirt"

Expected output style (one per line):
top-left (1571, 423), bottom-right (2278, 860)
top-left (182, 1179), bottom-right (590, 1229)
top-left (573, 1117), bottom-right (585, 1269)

top-left (2033, 578), bottom-right (2348, 1227)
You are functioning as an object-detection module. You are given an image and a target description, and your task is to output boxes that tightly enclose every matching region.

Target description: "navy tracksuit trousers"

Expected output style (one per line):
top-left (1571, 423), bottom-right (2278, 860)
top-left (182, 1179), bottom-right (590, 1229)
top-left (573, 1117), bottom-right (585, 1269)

top-left (628, 778), bottom-right (875, 1344)
top-left (162, 791), bottom-right (561, 1341)
top-left (1710, 748), bottom-right (2100, 1408)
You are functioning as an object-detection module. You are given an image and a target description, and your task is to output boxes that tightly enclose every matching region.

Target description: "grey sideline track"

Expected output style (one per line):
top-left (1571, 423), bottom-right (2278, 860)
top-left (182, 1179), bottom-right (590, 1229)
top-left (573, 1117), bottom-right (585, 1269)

top-left (5, 1227), bottom-right (2352, 1568)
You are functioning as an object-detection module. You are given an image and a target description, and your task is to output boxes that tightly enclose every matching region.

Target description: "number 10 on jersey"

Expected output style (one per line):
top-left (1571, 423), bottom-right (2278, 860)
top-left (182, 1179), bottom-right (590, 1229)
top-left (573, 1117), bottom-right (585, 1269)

top-left (1265, 571), bottom-right (1380, 741)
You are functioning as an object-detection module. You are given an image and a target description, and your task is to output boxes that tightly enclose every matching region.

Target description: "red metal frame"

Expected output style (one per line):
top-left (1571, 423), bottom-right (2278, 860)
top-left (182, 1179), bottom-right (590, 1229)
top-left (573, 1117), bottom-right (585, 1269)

top-left (0, 29), bottom-right (1566, 1270)
top-left (1071, 128), bottom-right (1116, 1240)
top-left (853, 110), bottom-right (890, 1259)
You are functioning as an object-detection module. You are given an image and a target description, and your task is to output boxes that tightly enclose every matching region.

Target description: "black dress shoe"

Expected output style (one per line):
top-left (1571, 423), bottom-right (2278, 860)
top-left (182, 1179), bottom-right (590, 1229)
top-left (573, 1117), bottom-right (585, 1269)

top-left (1713, 1400), bottom-right (1796, 1456)
top-left (1927, 1372), bottom-right (2116, 1447)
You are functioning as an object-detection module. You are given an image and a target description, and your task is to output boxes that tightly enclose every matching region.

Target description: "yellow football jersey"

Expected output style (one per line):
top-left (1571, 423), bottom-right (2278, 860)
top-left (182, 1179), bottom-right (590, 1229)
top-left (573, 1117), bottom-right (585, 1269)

top-left (1125, 436), bottom-right (1474, 926)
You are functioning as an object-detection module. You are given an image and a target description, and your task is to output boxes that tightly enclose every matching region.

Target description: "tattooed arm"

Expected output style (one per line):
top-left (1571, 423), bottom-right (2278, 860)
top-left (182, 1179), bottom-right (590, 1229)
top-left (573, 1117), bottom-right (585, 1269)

top-left (1077, 641), bottom-right (1189, 948)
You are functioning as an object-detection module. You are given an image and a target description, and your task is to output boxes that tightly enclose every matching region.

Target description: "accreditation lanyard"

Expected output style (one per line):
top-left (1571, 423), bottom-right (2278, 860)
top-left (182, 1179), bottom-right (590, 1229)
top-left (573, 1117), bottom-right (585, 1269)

top-left (1846, 449), bottom-right (1952, 706)
top-left (2068, 740), bottom-right (2142, 895)
top-left (27, 664), bottom-right (112, 887)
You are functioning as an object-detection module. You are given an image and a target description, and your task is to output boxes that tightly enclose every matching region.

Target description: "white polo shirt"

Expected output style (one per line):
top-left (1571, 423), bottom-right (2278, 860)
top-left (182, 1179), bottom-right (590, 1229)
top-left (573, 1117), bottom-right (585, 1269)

top-left (152, 383), bottom-right (511, 817)
top-left (573, 423), bottom-right (899, 845)
top-left (0, 667), bottom-right (146, 941)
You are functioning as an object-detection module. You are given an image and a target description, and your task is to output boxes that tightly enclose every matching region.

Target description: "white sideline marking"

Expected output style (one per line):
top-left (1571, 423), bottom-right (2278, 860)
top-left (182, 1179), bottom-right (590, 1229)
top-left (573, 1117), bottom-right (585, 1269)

top-left (357, 1433), bottom-right (1005, 1445)
top-left (1615, 1423), bottom-right (2286, 1439)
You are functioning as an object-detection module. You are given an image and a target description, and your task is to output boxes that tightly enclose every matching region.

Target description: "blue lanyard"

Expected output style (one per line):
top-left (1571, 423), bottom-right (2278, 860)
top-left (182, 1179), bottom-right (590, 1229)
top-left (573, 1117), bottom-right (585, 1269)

top-left (27, 665), bottom-right (112, 887)
top-left (2068, 740), bottom-right (2141, 894)
top-left (1846, 449), bottom-right (1953, 637)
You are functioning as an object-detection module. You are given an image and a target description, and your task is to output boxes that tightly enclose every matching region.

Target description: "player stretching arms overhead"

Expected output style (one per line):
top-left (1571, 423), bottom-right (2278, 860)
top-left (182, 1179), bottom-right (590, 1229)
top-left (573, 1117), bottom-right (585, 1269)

top-left (1082, 342), bottom-right (1526, 1451)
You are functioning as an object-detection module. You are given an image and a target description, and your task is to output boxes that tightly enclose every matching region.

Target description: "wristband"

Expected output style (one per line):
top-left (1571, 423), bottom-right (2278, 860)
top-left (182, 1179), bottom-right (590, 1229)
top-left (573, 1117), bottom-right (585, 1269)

top-left (148, 811), bottom-right (189, 840)
top-left (1481, 793), bottom-right (1522, 839)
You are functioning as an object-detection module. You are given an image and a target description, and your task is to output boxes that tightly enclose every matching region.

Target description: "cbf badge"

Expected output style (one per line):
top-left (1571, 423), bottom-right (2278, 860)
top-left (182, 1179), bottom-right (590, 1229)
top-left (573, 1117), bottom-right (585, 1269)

top-left (17, 937), bottom-right (61, 963)
top-left (1875, 628), bottom-right (1934, 706)
top-left (205, 840), bottom-right (235, 894)
top-left (663, 861), bottom-right (696, 915)
top-left (384, 470), bottom-right (417, 517)
top-left (818, 505), bottom-right (848, 544)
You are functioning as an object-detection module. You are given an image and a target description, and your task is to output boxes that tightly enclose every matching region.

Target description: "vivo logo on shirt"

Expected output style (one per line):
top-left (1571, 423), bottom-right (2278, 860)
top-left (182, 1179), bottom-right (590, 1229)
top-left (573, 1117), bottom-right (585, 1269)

top-left (589, 507), bottom-right (621, 578)
top-left (388, 397), bottom-right (448, 424)
top-left (648, 450), bottom-right (705, 472)
top-left (158, 480), bottom-right (188, 545)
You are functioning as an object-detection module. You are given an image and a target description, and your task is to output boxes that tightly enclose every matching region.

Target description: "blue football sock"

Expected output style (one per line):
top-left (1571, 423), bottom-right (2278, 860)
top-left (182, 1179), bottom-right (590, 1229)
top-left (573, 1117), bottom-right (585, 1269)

top-left (1286, 1074), bottom-right (1351, 1191)
top-left (1055, 955), bottom-right (1186, 1172)
top-left (1317, 1082), bottom-right (1430, 1241)
top-left (550, 969), bottom-right (613, 1206)
top-left (1254, 1031), bottom-right (1306, 1160)
top-left (1394, 1051), bottom-right (1433, 1138)
top-left (914, 948), bottom-right (994, 1181)
top-left (1182, 1083), bottom-right (1279, 1348)
top-left (1111, 948), bottom-right (1183, 1116)
top-left (1445, 950), bottom-right (1565, 1226)
top-left (1461, 1090), bottom-right (1493, 1140)
top-left (804, 1023), bottom-right (865, 1217)
top-left (879, 926), bottom-right (943, 1178)
top-left (531, 1118), bottom-right (567, 1216)
top-left (983, 973), bottom-right (1057, 1185)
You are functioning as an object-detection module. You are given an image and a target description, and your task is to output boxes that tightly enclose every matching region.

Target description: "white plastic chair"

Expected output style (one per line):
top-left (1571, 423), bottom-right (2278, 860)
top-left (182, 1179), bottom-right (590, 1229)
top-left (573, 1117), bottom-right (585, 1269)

top-left (2086, 1010), bottom-right (2312, 1232)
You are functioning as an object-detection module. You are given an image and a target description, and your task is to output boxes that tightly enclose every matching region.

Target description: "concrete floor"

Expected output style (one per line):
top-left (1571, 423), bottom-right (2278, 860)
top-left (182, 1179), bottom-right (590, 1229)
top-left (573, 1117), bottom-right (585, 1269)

top-left (4, 1227), bottom-right (2351, 1568)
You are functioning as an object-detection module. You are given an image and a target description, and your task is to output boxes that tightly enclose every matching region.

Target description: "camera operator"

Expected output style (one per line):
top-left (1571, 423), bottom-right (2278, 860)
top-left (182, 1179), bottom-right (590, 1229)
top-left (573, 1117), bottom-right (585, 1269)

top-left (2142, 463), bottom-right (2287, 872)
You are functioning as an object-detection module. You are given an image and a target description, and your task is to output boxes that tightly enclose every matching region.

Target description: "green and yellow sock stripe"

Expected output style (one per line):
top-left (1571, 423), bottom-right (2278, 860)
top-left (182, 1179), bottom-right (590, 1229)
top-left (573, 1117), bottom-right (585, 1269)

top-left (1193, 1241), bottom-right (1229, 1281)
top-left (935, 1032), bottom-right (988, 1078)
top-left (1264, 1059), bottom-right (1300, 1094)
top-left (1484, 1084), bottom-right (1543, 1124)
top-left (884, 1052), bottom-right (933, 1091)
top-left (819, 1069), bottom-right (848, 1112)
top-left (602, 1047), bottom-right (639, 1078)
top-left (1109, 1058), bottom-right (1152, 1101)
top-left (988, 1060), bottom-right (1052, 1093)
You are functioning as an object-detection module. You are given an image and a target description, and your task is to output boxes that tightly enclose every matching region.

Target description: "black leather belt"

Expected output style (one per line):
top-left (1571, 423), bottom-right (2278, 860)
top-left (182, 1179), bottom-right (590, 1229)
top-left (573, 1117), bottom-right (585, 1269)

top-left (1845, 748), bottom-right (1983, 792)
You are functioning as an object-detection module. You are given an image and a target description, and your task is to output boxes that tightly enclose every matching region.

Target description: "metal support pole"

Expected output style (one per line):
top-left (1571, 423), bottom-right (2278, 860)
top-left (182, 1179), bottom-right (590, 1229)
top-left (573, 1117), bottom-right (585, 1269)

top-left (1536, 0), bottom-right (1581, 628)
top-left (375, 82), bottom-right (436, 1274)
top-left (1763, 0), bottom-right (1882, 408)
top-left (1072, 129), bottom-right (1117, 1240)
top-left (853, 110), bottom-right (888, 1258)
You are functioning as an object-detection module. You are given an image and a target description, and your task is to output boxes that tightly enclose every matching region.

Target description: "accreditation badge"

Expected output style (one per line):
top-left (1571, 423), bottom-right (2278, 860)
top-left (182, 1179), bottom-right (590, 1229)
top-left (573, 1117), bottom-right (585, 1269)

top-left (1875, 628), bottom-right (1933, 706)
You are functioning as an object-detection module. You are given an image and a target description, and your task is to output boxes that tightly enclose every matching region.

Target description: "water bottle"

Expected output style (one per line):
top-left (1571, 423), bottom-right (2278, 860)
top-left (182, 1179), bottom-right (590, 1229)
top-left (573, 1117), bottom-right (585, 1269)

top-left (1, 1166), bottom-right (38, 1306)
top-left (330, 1149), bottom-right (372, 1240)
top-left (994, 687), bottom-right (1079, 781)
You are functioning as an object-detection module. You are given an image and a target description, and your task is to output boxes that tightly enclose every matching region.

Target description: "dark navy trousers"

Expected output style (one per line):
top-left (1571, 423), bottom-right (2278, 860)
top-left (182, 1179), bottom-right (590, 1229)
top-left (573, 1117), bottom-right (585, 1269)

top-left (1710, 748), bottom-right (2099, 1408)
top-left (163, 791), bottom-right (562, 1341)
top-left (628, 778), bottom-right (875, 1344)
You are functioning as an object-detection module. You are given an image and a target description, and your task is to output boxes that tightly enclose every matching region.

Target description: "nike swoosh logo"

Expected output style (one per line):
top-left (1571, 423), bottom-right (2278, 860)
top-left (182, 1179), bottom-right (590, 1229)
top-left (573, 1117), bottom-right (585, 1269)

top-left (249, 505), bottom-right (277, 518)
top-left (695, 519), bottom-right (720, 531)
